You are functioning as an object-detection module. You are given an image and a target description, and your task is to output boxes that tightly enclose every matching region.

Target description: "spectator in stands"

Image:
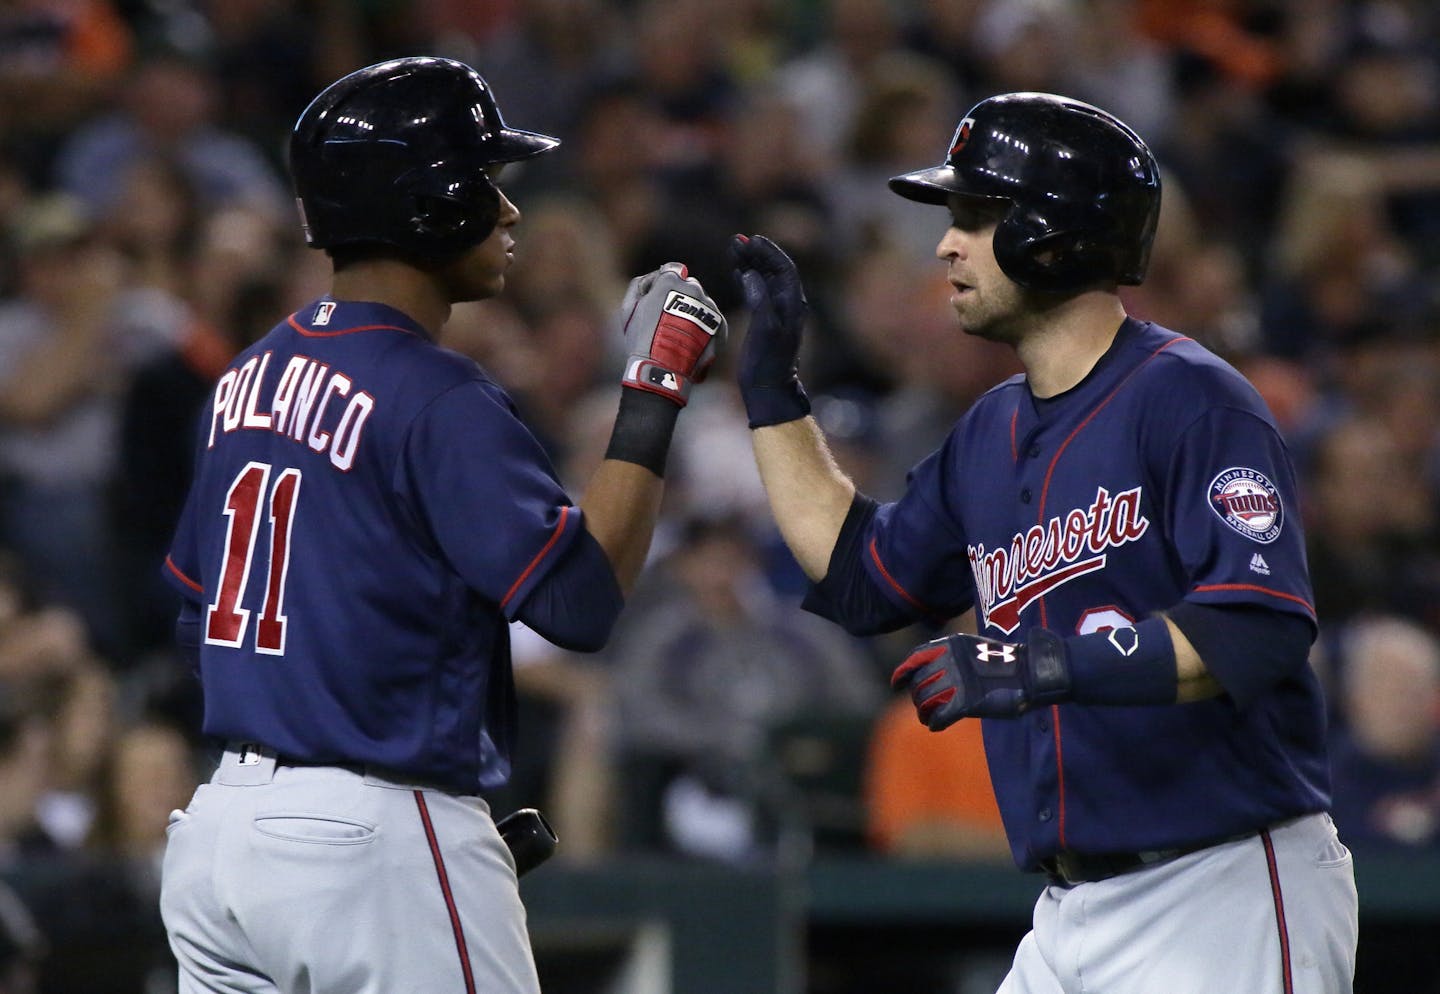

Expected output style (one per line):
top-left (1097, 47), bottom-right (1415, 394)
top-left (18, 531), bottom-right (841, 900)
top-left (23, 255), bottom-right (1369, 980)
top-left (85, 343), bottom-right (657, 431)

top-left (1261, 153), bottom-right (1430, 363)
top-left (828, 53), bottom-right (961, 265)
top-left (608, 511), bottom-right (883, 862)
top-left (98, 156), bottom-right (203, 300)
top-left (1329, 615), bottom-right (1440, 850)
top-left (1064, 0), bottom-right (1175, 146)
top-left (1304, 414), bottom-right (1440, 629)
top-left (474, 0), bottom-right (627, 161)
top-left (774, 0), bottom-right (902, 171)
top-left (0, 195), bottom-right (186, 655)
top-left (52, 49), bottom-right (289, 221)
top-left (0, 0), bottom-right (132, 183)
top-left (87, 719), bottom-right (198, 889)
top-left (967, 0), bottom-right (1075, 97)
top-left (34, 658), bottom-right (115, 851)
top-left (899, 0), bottom-right (988, 93)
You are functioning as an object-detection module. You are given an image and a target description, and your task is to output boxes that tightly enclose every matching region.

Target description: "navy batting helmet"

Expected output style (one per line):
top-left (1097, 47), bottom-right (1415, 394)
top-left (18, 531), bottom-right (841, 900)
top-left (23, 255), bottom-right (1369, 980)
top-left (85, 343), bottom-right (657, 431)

top-left (288, 57), bottom-right (559, 265)
top-left (889, 92), bottom-right (1161, 293)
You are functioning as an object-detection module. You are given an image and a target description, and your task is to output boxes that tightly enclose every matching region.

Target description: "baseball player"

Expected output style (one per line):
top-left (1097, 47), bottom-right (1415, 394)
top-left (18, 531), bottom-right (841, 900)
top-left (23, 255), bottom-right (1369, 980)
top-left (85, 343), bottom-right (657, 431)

top-left (734, 93), bottom-right (1358, 993)
top-left (157, 58), bottom-right (725, 994)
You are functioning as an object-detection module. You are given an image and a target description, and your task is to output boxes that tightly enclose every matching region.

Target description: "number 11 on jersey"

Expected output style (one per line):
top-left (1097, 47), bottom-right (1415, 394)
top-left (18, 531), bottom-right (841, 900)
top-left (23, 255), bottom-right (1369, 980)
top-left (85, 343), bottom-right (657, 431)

top-left (205, 461), bottom-right (302, 655)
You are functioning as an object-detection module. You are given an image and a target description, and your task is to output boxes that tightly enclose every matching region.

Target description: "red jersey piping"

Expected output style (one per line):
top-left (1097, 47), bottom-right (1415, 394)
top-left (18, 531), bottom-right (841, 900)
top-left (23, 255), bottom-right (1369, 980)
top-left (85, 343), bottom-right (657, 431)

top-left (501, 507), bottom-right (572, 609)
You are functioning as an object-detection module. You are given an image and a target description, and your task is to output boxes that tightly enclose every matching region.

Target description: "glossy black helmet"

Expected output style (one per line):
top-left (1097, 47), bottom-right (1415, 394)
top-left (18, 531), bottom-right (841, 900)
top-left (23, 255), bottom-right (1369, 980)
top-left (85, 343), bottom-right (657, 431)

top-left (889, 92), bottom-right (1161, 293)
top-left (289, 57), bottom-right (559, 264)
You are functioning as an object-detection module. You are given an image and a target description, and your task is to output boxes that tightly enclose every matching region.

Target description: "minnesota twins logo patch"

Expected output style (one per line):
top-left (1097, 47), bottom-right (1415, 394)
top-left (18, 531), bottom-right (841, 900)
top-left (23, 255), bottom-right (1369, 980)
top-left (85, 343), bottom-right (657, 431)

top-left (1209, 467), bottom-right (1283, 543)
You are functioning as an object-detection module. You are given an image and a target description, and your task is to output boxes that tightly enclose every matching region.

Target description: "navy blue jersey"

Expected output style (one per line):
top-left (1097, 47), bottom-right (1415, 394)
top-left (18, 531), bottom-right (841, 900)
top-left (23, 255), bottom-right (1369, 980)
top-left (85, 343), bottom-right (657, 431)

top-left (836, 319), bottom-right (1330, 868)
top-left (164, 300), bottom-right (594, 792)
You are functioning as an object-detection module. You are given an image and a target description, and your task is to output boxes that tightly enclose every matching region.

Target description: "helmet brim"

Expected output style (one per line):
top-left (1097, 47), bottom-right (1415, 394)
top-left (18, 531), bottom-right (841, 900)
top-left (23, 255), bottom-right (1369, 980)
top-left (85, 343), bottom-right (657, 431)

top-left (489, 127), bottom-right (561, 163)
top-left (888, 166), bottom-right (960, 205)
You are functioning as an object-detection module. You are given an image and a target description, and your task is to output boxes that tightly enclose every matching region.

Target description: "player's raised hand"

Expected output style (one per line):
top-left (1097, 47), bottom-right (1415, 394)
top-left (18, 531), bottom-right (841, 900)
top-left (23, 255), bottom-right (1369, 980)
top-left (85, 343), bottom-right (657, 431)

top-left (730, 233), bottom-right (811, 428)
top-left (617, 262), bottom-right (727, 407)
top-left (891, 629), bottom-right (1074, 729)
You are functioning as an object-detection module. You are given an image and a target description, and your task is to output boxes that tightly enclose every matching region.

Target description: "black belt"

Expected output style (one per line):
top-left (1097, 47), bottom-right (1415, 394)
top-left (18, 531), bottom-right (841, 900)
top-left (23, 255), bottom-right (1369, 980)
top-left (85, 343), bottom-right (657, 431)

top-left (1040, 831), bottom-right (1255, 886)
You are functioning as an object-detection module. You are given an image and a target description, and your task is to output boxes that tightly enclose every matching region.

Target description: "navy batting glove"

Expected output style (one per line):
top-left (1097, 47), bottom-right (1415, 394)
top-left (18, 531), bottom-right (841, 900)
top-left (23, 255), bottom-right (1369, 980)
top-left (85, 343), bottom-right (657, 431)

top-left (730, 233), bottom-right (811, 428)
top-left (890, 628), bottom-right (1073, 729)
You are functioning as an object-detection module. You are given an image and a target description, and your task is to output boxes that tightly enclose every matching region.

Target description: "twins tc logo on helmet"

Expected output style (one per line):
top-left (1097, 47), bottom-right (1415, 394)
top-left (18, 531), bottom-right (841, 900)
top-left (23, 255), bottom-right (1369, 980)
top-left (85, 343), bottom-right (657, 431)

top-left (1209, 467), bottom-right (1283, 543)
top-left (949, 118), bottom-right (975, 158)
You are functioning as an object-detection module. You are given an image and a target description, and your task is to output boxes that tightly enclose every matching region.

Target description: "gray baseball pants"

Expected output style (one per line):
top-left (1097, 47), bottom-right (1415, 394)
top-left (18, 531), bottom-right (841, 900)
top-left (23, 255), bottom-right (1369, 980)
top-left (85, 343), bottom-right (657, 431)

top-left (160, 745), bottom-right (541, 994)
top-left (999, 812), bottom-right (1357, 994)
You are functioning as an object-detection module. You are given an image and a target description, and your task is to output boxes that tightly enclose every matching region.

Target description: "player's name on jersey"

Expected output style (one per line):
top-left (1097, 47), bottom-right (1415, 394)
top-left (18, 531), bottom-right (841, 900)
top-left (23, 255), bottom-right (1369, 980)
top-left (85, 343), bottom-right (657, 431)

top-left (207, 351), bottom-right (375, 471)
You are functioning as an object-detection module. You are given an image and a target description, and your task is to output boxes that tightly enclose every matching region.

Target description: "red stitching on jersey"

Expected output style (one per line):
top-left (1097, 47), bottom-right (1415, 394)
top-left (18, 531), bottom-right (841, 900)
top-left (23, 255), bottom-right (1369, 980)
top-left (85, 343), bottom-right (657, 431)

top-left (501, 507), bottom-right (572, 609)
top-left (1192, 584), bottom-right (1315, 617)
top-left (286, 314), bottom-right (421, 338)
top-left (1032, 334), bottom-right (1190, 848)
top-left (164, 556), bottom-right (203, 593)
top-left (868, 537), bottom-right (935, 615)
top-left (1036, 336), bottom-right (1191, 522)
top-left (1261, 828), bottom-right (1295, 994)
top-left (1009, 407), bottom-right (1018, 463)
top-left (1051, 705), bottom-right (1067, 848)
top-left (415, 791), bottom-right (477, 994)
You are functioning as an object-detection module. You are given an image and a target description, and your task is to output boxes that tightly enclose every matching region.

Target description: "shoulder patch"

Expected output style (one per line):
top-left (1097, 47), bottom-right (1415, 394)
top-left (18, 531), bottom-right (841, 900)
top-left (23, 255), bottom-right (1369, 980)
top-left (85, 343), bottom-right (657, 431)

top-left (1209, 467), bottom-right (1283, 544)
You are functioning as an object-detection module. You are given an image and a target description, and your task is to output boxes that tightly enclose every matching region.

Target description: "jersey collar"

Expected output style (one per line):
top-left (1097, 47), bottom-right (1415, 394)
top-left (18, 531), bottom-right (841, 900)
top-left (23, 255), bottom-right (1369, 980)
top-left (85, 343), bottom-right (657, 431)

top-left (1028, 317), bottom-right (1143, 415)
top-left (287, 298), bottom-right (432, 340)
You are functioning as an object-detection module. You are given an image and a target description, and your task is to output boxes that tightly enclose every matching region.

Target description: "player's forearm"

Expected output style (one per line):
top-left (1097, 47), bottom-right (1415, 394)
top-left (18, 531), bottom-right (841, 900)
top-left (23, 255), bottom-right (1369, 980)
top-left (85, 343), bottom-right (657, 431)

top-left (751, 417), bottom-right (855, 580)
top-left (579, 459), bottom-right (664, 595)
top-left (1162, 616), bottom-right (1224, 703)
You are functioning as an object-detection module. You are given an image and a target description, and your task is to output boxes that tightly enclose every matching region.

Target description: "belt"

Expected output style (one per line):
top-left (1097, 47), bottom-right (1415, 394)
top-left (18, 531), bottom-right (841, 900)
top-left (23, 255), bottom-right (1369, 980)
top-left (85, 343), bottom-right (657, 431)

top-left (1040, 831), bottom-right (1255, 886)
top-left (226, 742), bottom-right (460, 794)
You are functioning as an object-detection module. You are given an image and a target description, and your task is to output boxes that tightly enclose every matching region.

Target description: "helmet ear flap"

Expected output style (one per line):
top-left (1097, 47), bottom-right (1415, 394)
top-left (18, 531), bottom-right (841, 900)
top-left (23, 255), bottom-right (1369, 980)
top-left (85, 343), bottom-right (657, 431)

top-left (993, 206), bottom-right (1118, 294)
top-left (403, 170), bottom-right (503, 263)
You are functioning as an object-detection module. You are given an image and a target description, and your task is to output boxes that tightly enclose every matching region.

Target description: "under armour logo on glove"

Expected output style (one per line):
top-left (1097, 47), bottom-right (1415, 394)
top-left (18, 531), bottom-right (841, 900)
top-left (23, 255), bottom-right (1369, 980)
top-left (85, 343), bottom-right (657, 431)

top-left (891, 629), bottom-right (1073, 729)
top-left (974, 642), bottom-right (1018, 666)
top-left (618, 263), bottom-right (727, 406)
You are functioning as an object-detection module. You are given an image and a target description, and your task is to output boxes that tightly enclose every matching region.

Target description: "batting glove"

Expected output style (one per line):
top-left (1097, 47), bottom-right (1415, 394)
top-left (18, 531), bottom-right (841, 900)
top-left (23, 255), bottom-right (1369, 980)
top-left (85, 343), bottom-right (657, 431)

top-left (891, 628), bottom-right (1073, 729)
top-left (731, 234), bottom-right (811, 428)
top-left (618, 262), bottom-right (727, 407)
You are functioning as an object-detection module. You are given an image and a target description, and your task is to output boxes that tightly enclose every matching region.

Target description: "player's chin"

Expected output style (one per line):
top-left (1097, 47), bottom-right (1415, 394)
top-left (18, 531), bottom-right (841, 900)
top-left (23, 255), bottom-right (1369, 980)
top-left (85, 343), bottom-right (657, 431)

top-left (456, 271), bottom-right (507, 303)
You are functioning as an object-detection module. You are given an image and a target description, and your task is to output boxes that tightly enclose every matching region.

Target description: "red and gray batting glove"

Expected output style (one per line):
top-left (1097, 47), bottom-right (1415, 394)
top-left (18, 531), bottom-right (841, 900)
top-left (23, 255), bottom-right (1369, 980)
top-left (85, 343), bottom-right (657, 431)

top-left (618, 262), bottom-right (727, 406)
top-left (890, 629), bottom-right (1073, 729)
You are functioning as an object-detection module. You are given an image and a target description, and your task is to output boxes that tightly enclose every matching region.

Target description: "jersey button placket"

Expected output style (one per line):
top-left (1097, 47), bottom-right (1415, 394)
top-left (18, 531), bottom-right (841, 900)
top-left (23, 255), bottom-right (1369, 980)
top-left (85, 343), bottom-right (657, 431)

top-left (1020, 487), bottom-right (1032, 503)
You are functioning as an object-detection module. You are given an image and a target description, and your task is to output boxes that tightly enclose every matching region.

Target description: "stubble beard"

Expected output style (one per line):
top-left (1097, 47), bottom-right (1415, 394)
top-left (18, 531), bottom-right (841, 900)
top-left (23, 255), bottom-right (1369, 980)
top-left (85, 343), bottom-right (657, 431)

top-left (955, 286), bottom-right (1028, 347)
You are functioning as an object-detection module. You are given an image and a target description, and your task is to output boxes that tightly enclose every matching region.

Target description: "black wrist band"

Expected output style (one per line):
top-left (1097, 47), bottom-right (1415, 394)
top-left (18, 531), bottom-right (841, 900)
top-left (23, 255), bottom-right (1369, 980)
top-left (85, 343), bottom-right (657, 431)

top-left (605, 388), bottom-right (681, 477)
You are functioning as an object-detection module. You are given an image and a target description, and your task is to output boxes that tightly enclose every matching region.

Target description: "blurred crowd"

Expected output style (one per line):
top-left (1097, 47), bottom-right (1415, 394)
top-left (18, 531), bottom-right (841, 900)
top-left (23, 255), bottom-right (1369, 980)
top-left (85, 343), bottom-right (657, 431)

top-left (2, 0), bottom-right (1440, 990)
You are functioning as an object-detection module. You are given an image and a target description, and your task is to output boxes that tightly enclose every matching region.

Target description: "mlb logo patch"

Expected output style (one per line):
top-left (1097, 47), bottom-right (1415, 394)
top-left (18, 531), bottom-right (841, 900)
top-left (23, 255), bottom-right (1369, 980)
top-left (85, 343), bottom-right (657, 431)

top-left (313, 301), bottom-right (337, 326)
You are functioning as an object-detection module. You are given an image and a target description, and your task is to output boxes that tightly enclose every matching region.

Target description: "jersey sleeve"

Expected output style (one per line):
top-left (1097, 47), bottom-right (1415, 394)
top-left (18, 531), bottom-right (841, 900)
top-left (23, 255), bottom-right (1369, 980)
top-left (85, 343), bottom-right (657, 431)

top-left (861, 443), bottom-right (976, 624)
top-left (162, 412), bottom-right (209, 606)
top-left (1160, 404), bottom-right (1316, 624)
top-left (398, 380), bottom-right (586, 617)
top-left (162, 488), bottom-right (205, 605)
